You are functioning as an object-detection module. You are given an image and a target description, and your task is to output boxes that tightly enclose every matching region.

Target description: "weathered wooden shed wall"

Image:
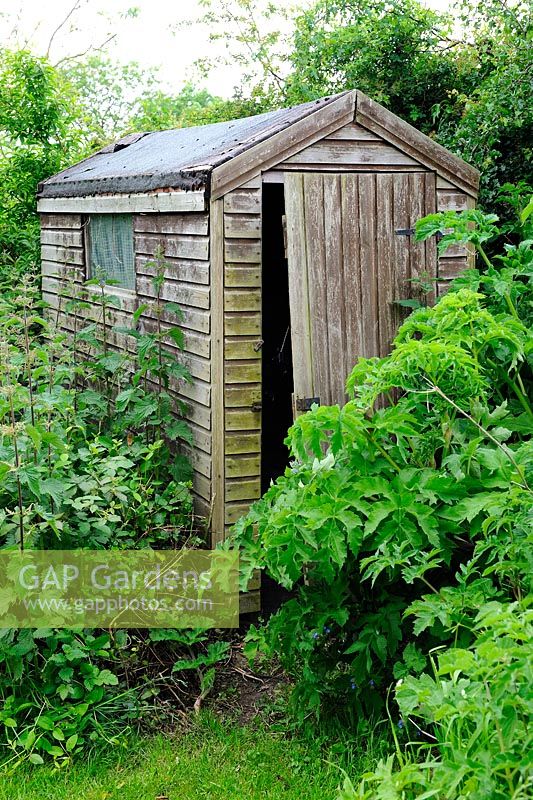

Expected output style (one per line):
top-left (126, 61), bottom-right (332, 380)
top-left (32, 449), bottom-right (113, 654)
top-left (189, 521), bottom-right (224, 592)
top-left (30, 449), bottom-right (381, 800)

top-left (40, 208), bottom-right (213, 516)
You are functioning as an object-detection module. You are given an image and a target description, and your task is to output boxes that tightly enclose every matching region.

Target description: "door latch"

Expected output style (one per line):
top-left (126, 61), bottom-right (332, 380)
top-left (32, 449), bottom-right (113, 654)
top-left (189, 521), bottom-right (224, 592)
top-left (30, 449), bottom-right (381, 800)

top-left (295, 397), bottom-right (320, 412)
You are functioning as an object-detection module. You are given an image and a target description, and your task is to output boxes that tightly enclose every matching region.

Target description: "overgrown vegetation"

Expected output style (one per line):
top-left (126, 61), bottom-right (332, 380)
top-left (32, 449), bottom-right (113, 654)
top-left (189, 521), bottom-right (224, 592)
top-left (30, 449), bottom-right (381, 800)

top-left (233, 206), bottom-right (532, 796)
top-left (0, 0), bottom-right (532, 793)
top-left (0, 260), bottom-right (230, 765)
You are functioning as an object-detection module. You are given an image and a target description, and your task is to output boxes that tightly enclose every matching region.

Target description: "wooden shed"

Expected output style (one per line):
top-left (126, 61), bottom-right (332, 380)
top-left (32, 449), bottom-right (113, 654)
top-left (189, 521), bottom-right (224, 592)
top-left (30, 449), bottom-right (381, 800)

top-left (38, 90), bottom-right (479, 588)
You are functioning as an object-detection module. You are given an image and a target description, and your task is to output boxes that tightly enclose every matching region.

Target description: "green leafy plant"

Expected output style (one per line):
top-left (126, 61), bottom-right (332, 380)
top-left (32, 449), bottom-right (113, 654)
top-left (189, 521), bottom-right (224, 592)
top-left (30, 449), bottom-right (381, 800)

top-left (232, 205), bottom-right (532, 722)
top-left (0, 628), bottom-right (137, 769)
top-left (340, 602), bottom-right (532, 799)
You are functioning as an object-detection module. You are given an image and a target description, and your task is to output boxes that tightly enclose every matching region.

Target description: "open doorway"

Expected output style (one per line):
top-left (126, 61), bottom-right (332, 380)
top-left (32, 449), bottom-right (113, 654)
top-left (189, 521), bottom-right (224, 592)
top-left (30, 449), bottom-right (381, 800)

top-left (260, 183), bottom-right (294, 495)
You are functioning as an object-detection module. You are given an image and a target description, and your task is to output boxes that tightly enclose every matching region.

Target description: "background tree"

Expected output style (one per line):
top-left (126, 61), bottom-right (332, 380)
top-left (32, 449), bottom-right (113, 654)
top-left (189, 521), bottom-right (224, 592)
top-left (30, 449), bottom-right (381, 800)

top-left (436, 0), bottom-right (532, 212)
top-left (0, 49), bottom-right (79, 282)
top-left (284, 0), bottom-right (478, 132)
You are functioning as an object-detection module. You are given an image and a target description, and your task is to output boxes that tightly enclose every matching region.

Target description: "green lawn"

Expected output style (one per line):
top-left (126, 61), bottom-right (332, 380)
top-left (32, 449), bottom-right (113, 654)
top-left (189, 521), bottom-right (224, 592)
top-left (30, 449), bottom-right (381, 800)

top-left (0, 715), bottom-right (347, 800)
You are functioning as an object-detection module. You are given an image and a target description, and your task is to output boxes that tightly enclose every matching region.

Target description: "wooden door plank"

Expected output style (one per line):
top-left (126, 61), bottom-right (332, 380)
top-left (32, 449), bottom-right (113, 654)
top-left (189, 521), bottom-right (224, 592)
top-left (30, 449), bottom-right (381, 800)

top-left (285, 173), bottom-right (314, 404)
top-left (304, 173), bottom-right (330, 404)
top-left (340, 174), bottom-right (364, 374)
top-left (423, 173), bottom-right (437, 305)
top-left (375, 173), bottom-right (395, 357)
top-left (393, 174), bottom-right (411, 326)
top-left (357, 174), bottom-right (379, 357)
top-left (408, 173), bottom-right (427, 307)
top-left (323, 173), bottom-right (346, 404)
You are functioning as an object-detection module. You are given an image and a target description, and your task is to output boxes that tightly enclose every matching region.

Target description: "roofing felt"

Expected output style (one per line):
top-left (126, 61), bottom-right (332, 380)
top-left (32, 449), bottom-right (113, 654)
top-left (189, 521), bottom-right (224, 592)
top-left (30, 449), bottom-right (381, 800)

top-left (38, 94), bottom-right (345, 198)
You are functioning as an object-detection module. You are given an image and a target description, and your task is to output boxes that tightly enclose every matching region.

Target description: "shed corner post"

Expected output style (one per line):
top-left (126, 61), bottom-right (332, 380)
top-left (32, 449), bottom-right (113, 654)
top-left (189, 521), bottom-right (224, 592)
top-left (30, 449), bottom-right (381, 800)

top-left (210, 197), bottom-right (226, 546)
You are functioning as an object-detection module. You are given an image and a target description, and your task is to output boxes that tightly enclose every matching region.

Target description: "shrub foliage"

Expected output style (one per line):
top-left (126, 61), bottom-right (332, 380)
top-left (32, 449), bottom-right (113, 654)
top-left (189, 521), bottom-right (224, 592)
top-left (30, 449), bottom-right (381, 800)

top-left (233, 206), bottom-right (532, 795)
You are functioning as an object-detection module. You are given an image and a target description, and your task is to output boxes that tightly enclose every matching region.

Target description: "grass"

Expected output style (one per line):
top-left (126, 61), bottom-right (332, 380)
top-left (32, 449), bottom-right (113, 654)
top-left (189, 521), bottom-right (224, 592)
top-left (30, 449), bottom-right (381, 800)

top-left (0, 714), bottom-right (354, 800)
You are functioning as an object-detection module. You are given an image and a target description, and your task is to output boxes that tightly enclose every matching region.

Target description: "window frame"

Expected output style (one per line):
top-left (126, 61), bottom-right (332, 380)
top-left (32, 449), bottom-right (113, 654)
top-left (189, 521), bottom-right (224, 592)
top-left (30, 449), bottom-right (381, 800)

top-left (84, 213), bottom-right (137, 295)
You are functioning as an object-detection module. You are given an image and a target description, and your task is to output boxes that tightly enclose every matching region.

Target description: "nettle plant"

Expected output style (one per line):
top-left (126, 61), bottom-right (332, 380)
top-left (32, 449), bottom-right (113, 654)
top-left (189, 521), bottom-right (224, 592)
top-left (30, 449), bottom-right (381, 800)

top-left (233, 204), bottom-right (533, 721)
top-left (0, 253), bottom-right (198, 550)
top-left (0, 260), bottom-right (207, 766)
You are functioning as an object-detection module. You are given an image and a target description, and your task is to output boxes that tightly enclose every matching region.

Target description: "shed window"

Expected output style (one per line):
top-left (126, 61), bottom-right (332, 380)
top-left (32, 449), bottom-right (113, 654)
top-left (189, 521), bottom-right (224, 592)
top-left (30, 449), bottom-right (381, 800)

top-left (88, 214), bottom-right (135, 290)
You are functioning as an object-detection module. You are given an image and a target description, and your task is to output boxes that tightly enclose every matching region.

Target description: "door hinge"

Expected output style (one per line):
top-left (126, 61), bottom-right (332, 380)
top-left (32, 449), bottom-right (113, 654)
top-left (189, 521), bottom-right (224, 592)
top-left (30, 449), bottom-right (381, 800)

top-left (295, 396), bottom-right (320, 412)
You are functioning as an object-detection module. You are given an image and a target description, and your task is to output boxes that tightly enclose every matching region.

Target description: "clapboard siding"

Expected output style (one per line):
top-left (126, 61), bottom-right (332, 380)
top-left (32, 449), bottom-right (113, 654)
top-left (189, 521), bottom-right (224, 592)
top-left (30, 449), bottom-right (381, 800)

top-left (436, 188), bottom-right (475, 294)
top-left (274, 121), bottom-right (430, 174)
top-left (40, 210), bottom-right (213, 516)
top-left (282, 139), bottom-right (423, 168)
top-left (222, 184), bottom-right (262, 538)
top-left (136, 255), bottom-right (209, 285)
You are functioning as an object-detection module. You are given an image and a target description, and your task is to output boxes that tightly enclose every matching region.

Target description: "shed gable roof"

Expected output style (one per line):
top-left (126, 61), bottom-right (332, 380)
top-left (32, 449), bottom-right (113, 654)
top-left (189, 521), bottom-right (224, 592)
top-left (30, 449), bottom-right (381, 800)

top-left (38, 90), bottom-right (479, 200)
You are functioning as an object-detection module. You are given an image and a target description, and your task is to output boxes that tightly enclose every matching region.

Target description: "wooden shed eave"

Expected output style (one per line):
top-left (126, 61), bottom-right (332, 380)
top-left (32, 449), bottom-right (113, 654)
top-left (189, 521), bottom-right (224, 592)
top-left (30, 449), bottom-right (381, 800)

top-left (36, 190), bottom-right (206, 214)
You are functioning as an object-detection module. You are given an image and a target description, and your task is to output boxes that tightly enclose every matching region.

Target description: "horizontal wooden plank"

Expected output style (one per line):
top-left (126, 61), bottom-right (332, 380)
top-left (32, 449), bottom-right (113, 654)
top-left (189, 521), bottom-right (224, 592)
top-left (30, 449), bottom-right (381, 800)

top-left (239, 590), bottom-right (260, 614)
top-left (224, 337), bottom-right (261, 360)
top-left (437, 280), bottom-right (452, 297)
top-left (246, 571), bottom-right (261, 591)
top-left (193, 470), bottom-right (211, 502)
top-left (192, 495), bottom-right (211, 522)
top-left (225, 477), bottom-right (261, 502)
top-left (239, 175), bottom-right (262, 189)
top-left (439, 243), bottom-right (467, 258)
top-left (135, 233), bottom-right (209, 261)
top-left (40, 213), bottom-right (82, 229)
top-left (224, 312), bottom-right (261, 335)
top-left (224, 265), bottom-right (261, 287)
top-left (136, 255), bottom-right (209, 286)
top-left (282, 140), bottom-right (421, 168)
top-left (182, 446), bottom-right (211, 479)
top-left (438, 259), bottom-right (467, 280)
top-left (225, 408), bottom-right (261, 431)
top-left (38, 191), bottom-right (206, 214)
top-left (225, 502), bottom-right (253, 525)
top-left (184, 421), bottom-right (212, 455)
top-left (437, 190), bottom-right (469, 212)
top-left (225, 431), bottom-right (261, 455)
top-left (42, 277), bottom-right (211, 337)
top-left (41, 244), bottom-right (84, 265)
top-left (223, 189), bottom-right (261, 214)
top-left (41, 229), bottom-right (83, 247)
top-left (225, 455), bottom-right (260, 478)
top-left (182, 352), bottom-right (210, 382)
top-left (224, 289), bottom-right (261, 312)
top-left (224, 384), bottom-right (261, 407)
top-left (225, 361), bottom-right (261, 384)
top-left (261, 171), bottom-right (285, 184)
top-left (136, 275), bottom-right (210, 310)
top-left (436, 177), bottom-right (456, 190)
top-left (134, 213), bottom-right (208, 236)
top-left (276, 163), bottom-right (429, 174)
top-left (224, 214), bottom-right (261, 239)
top-left (179, 377), bottom-right (211, 408)
top-left (42, 260), bottom-right (84, 281)
top-left (224, 239), bottom-right (261, 264)
top-left (325, 122), bottom-right (382, 141)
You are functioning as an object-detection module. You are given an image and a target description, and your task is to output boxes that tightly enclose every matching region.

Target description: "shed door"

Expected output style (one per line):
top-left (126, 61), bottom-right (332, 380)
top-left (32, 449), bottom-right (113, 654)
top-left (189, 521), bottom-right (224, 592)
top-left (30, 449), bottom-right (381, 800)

top-left (284, 171), bottom-right (436, 411)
